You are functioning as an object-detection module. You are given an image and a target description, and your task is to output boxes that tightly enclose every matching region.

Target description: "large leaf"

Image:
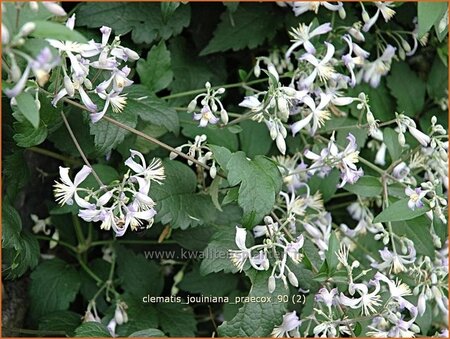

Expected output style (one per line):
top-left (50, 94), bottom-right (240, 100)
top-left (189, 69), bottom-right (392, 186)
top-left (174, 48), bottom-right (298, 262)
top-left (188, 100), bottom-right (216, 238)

top-left (227, 152), bottom-right (282, 225)
top-left (218, 270), bottom-right (288, 337)
top-left (393, 216), bottom-right (435, 259)
top-left (343, 176), bottom-right (382, 198)
top-left (151, 160), bottom-right (216, 229)
top-left (39, 311), bottom-right (82, 337)
top-left (125, 85), bottom-right (178, 133)
top-left (200, 4), bottom-right (283, 55)
top-left (15, 92), bottom-right (39, 129)
top-left (373, 198), bottom-right (430, 223)
top-left (239, 120), bottom-right (273, 158)
top-left (156, 304), bottom-right (196, 337)
top-left (31, 21), bottom-right (88, 43)
top-left (76, 2), bottom-right (191, 44)
top-left (387, 62), bottom-right (426, 117)
top-left (137, 41), bottom-right (173, 92)
top-left (417, 2), bottom-right (448, 38)
top-left (29, 259), bottom-right (81, 321)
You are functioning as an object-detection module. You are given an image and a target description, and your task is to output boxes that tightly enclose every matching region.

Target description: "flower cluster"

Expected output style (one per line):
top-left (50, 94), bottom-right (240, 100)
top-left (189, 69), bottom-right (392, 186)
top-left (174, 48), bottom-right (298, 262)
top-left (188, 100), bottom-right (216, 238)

top-left (53, 150), bottom-right (165, 237)
top-left (49, 16), bottom-right (139, 122)
top-left (187, 82), bottom-right (229, 126)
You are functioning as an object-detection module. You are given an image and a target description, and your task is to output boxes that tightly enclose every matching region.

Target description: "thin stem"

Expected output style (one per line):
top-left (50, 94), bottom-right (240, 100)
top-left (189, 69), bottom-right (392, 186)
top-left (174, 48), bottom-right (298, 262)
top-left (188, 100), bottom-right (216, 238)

top-left (90, 239), bottom-right (177, 247)
top-left (27, 147), bottom-right (81, 165)
top-left (35, 235), bottom-right (77, 252)
top-left (72, 214), bottom-right (85, 248)
top-left (78, 253), bottom-right (103, 285)
top-left (60, 111), bottom-right (105, 187)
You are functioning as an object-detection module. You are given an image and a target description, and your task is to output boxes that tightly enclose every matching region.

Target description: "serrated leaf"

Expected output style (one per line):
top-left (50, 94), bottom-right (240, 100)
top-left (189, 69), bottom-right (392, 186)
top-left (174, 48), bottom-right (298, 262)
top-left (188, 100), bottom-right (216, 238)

top-left (157, 304), bottom-right (196, 337)
top-left (151, 160), bottom-right (216, 229)
top-left (227, 152), bottom-right (282, 225)
top-left (116, 295), bottom-right (159, 337)
top-left (39, 311), bottom-right (82, 337)
top-left (125, 85), bottom-right (178, 133)
top-left (172, 226), bottom-right (215, 251)
top-left (137, 41), bottom-right (173, 92)
top-left (89, 106), bottom-right (138, 154)
top-left (418, 2), bottom-right (448, 38)
top-left (3, 151), bottom-right (30, 200)
top-left (200, 4), bottom-right (283, 55)
top-left (239, 120), bottom-right (273, 157)
top-left (13, 120), bottom-right (47, 147)
top-left (116, 246), bottom-right (163, 297)
top-left (128, 329), bottom-right (166, 337)
top-left (427, 56), bottom-right (448, 100)
top-left (218, 270), bottom-right (288, 337)
top-left (15, 92), bottom-right (39, 128)
top-left (383, 127), bottom-right (402, 162)
top-left (373, 198), bottom-right (430, 223)
top-left (343, 176), bottom-right (382, 198)
top-left (387, 62), bottom-right (426, 117)
top-left (76, 3), bottom-right (191, 44)
top-left (32, 21), bottom-right (88, 43)
top-left (74, 322), bottom-right (111, 337)
top-left (29, 259), bottom-right (81, 321)
top-left (2, 201), bottom-right (22, 249)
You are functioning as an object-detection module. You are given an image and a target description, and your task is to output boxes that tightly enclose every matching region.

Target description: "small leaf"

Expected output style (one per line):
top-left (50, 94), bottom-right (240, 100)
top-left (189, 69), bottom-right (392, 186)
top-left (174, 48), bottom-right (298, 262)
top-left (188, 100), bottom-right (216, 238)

top-left (128, 329), bottom-right (166, 337)
top-left (326, 232), bottom-right (340, 272)
top-left (74, 322), bottom-right (111, 337)
top-left (137, 41), bottom-right (173, 92)
top-left (32, 21), bottom-right (88, 43)
top-left (15, 92), bottom-right (40, 128)
top-left (343, 176), bottom-right (382, 198)
top-left (393, 216), bottom-right (435, 259)
top-left (373, 198), bottom-right (430, 223)
top-left (39, 311), bottom-right (82, 337)
top-left (383, 127), bottom-right (402, 162)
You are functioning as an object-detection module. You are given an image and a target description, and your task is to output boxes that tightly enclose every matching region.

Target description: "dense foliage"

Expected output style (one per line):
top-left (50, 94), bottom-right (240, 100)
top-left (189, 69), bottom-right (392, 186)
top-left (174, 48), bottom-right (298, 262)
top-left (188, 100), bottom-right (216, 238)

top-left (2, 1), bottom-right (448, 337)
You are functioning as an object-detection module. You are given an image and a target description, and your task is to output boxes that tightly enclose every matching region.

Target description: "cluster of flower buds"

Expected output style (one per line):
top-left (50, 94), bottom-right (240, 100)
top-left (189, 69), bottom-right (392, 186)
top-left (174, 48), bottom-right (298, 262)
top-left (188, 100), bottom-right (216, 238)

top-left (187, 82), bottom-right (228, 126)
top-left (49, 15), bottom-right (139, 122)
top-left (53, 150), bottom-right (165, 237)
top-left (171, 134), bottom-right (217, 179)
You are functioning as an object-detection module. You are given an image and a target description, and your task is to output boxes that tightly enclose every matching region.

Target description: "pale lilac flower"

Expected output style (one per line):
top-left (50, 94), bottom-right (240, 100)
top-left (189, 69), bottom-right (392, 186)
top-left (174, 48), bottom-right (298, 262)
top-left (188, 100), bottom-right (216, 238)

top-left (373, 246), bottom-right (417, 274)
top-left (193, 105), bottom-right (219, 127)
top-left (271, 311), bottom-right (301, 338)
top-left (315, 287), bottom-right (339, 310)
top-left (285, 235), bottom-right (304, 263)
top-left (340, 280), bottom-right (382, 315)
top-left (363, 2), bottom-right (396, 32)
top-left (342, 34), bottom-right (370, 87)
top-left (228, 226), bottom-right (251, 272)
top-left (54, 165), bottom-right (93, 208)
top-left (405, 187), bottom-right (427, 210)
top-left (285, 22), bottom-right (332, 58)
top-left (338, 133), bottom-right (364, 187)
top-left (360, 44), bottom-right (396, 87)
top-left (291, 93), bottom-right (331, 136)
top-left (290, 1), bottom-right (343, 16)
top-left (125, 150), bottom-right (166, 184)
top-left (90, 90), bottom-right (127, 122)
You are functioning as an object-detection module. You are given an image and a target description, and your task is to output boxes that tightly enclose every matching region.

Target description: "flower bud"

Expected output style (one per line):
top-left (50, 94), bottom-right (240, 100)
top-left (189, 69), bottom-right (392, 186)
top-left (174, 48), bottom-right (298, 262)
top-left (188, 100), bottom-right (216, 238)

top-left (398, 47), bottom-right (405, 60)
top-left (187, 99), bottom-right (197, 113)
top-left (210, 100), bottom-right (218, 112)
top-left (10, 62), bottom-right (21, 82)
top-left (281, 86), bottom-right (297, 97)
top-left (216, 87), bottom-right (225, 94)
top-left (413, 286), bottom-right (420, 295)
top-left (2, 23), bottom-right (9, 44)
top-left (288, 272), bottom-right (298, 287)
top-left (361, 9), bottom-right (370, 23)
top-left (19, 22), bottom-right (36, 37)
top-left (42, 2), bottom-right (67, 16)
top-left (338, 7), bottom-right (346, 20)
top-left (431, 115), bottom-right (437, 125)
top-left (64, 75), bottom-right (75, 97)
top-left (35, 98), bottom-right (41, 110)
top-left (220, 109), bottom-right (229, 125)
top-left (401, 39), bottom-right (411, 53)
top-left (398, 132), bottom-right (406, 147)
top-left (268, 275), bottom-right (276, 293)
top-left (83, 78), bottom-right (93, 90)
top-left (277, 96), bottom-right (289, 121)
top-left (29, 2), bottom-right (39, 12)
top-left (411, 324), bottom-right (421, 334)
top-left (209, 164), bottom-right (217, 179)
top-left (254, 63), bottom-right (261, 77)
top-left (276, 133), bottom-right (286, 155)
top-left (205, 81), bottom-right (211, 90)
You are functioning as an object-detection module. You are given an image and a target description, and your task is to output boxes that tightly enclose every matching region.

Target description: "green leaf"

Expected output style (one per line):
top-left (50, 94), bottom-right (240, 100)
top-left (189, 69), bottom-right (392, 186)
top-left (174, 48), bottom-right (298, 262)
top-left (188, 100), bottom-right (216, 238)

top-left (39, 311), bottom-right (82, 337)
top-left (2, 201), bottom-right (22, 249)
top-left (239, 120), bottom-right (273, 157)
top-left (387, 62), bottom-right (426, 117)
top-left (373, 198), bottom-right (430, 223)
top-left (13, 120), bottom-right (47, 147)
top-left (218, 270), bottom-right (288, 337)
top-left (209, 144), bottom-right (233, 169)
top-left (179, 264), bottom-right (238, 296)
top-left (137, 42), bottom-right (173, 92)
top-left (172, 226), bottom-right (215, 251)
top-left (116, 246), bottom-right (164, 297)
top-left (74, 322), bottom-right (111, 337)
top-left (125, 85), bottom-right (179, 133)
top-left (383, 127), bottom-right (402, 162)
top-left (227, 152), bottom-right (282, 225)
top-left (182, 125), bottom-right (238, 152)
top-left (427, 56), bottom-right (448, 100)
top-left (128, 329), bottom-right (166, 337)
top-left (417, 2), bottom-right (448, 38)
top-left (15, 92), bottom-right (39, 129)
top-left (31, 21), bottom-right (88, 43)
top-left (151, 160), bottom-right (216, 229)
top-left (343, 176), bottom-right (382, 198)
top-left (89, 106), bottom-right (138, 154)
top-left (326, 232), bottom-right (340, 272)
top-left (200, 4), bottom-right (283, 55)
top-left (116, 295), bottom-right (159, 337)
top-left (309, 169), bottom-right (340, 202)
top-left (76, 3), bottom-right (190, 44)
top-left (393, 216), bottom-right (435, 259)
top-left (3, 151), bottom-right (30, 200)
top-left (157, 304), bottom-right (196, 337)
top-left (29, 259), bottom-right (81, 321)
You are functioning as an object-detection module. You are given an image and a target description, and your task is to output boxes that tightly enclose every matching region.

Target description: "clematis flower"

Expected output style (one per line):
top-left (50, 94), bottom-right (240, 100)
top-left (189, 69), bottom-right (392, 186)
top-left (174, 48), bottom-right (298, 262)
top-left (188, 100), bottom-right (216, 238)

top-left (342, 34), bottom-right (370, 87)
top-left (54, 165), bottom-right (93, 208)
top-left (340, 280), bottom-right (382, 315)
top-left (271, 311), bottom-right (301, 338)
top-left (315, 287), bottom-right (339, 311)
top-left (299, 42), bottom-right (336, 87)
top-left (362, 2), bottom-right (396, 32)
top-left (405, 187), bottom-right (427, 210)
top-left (193, 105), bottom-right (220, 127)
top-left (125, 150), bottom-right (166, 184)
top-left (290, 1), bottom-right (344, 17)
top-left (360, 44), bottom-right (396, 88)
top-left (228, 226), bottom-right (252, 272)
top-left (285, 22), bottom-right (332, 58)
top-left (291, 92), bottom-right (331, 136)
top-left (90, 90), bottom-right (127, 122)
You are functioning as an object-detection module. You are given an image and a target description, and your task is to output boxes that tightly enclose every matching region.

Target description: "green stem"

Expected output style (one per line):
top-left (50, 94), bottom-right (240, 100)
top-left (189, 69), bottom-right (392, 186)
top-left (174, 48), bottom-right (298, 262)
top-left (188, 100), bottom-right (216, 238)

top-left (77, 253), bottom-right (103, 284)
top-left (27, 147), bottom-right (81, 165)
top-left (72, 214), bottom-right (85, 248)
top-left (90, 239), bottom-right (177, 247)
top-left (35, 235), bottom-right (77, 252)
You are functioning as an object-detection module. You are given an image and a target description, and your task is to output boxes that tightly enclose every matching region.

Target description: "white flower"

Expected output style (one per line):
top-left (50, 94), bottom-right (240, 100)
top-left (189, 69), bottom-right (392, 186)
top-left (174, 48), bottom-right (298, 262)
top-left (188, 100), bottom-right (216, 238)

top-left (290, 1), bottom-right (343, 16)
top-left (363, 2), bottom-right (396, 32)
top-left (373, 246), bottom-right (416, 273)
top-left (408, 125), bottom-right (431, 146)
top-left (360, 44), bottom-right (396, 87)
top-left (228, 226), bottom-right (251, 272)
top-left (300, 42), bottom-right (336, 87)
top-left (31, 214), bottom-right (52, 235)
top-left (315, 287), bottom-right (339, 309)
top-left (291, 93), bottom-right (331, 136)
top-left (285, 22), bottom-right (332, 58)
top-left (340, 280), bottom-right (382, 315)
top-left (54, 165), bottom-right (93, 208)
top-left (271, 311), bottom-right (301, 338)
top-left (90, 90), bottom-right (127, 122)
top-left (125, 150), bottom-right (166, 184)
top-left (193, 105), bottom-right (219, 127)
